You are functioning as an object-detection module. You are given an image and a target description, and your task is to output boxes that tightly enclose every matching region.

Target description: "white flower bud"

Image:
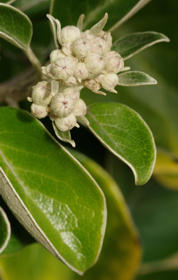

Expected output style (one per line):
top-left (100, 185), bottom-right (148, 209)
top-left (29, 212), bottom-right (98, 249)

top-left (81, 30), bottom-right (95, 41)
top-left (55, 114), bottom-right (78, 131)
top-left (63, 87), bottom-right (80, 101)
top-left (98, 31), bottom-right (112, 51)
top-left (72, 37), bottom-right (91, 58)
top-left (64, 76), bottom-right (78, 86)
top-left (74, 62), bottom-right (88, 80)
top-left (32, 81), bottom-right (51, 106)
top-left (50, 92), bottom-right (76, 117)
top-left (50, 57), bottom-right (77, 80)
top-left (50, 49), bottom-right (66, 63)
top-left (61, 26), bottom-right (81, 44)
top-left (41, 64), bottom-right (52, 77)
top-left (31, 103), bottom-right (48, 119)
top-left (84, 79), bottom-right (101, 93)
top-left (98, 73), bottom-right (119, 93)
top-left (73, 99), bottom-right (87, 116)
top-left (84, 53), bottom-right (105, 75)
top-left (104, 51), bottom-right (124, 73)
top-left (90, 37), bottom-right (107, 54)
top-left (62, 43), bottom-right (73, 56)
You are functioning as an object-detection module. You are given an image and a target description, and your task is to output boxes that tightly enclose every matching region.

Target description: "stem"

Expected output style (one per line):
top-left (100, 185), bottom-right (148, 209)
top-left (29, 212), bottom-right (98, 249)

top-left (24, 47), bottom-right (42, 79)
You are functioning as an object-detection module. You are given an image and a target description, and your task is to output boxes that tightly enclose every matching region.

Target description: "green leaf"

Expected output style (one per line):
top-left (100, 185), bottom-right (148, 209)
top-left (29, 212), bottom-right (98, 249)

top-left (112, 32), bottom-right (170, 60)
top-left (50, 0), bottom-right (150, 30)
top-left (0, 107), bottom-right (106, 275)
top-left (70, 151), bottom-right (142, 280)
top-left (86, 103), bottom-right (156, 185)
top-left (0, 207), bottom-right (11, 254)
top-left (0, 3), bottom-right (32, 50)
top-left (118, 71), bottom-right (157, 86)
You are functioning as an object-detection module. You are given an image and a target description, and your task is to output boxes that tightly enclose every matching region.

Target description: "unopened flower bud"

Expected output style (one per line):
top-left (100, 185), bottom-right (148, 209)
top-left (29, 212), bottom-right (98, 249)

top-left (72, 37), bottom-right (91, 58)
top-left (104, 51), bottom-right (124, 73)
top-left (63, 87), bottom-right (80, 101)
top-left (50, 92), bottom-right (76, 117)
top-left (55, 114), bottom-right (78, 131)
top-left (90, 37), bottom-right (107, 54)
top-left (73, 99), bottom-right (87, 116)
top-left (50, 49), bottom-right (66, 63)
top-left (50, 57), bottom-right (77, 80)
top-left (84, 53), bottom-right (105, 74)
top-left (61, 26), bottom-right (81, 44)
top-left (31, 103), bottom-right (48, 119)
top-left (74, 62), bottom-right (88, 80)
top-left (84, 79), bottom-right (101, 93)
top-left (98, 73), bottom-right (119, 93)
top-left (65, 76), bottom-right (78, 86)
top-left (62, 43), bottom-right (73, 56)
top-left (98, 31), bottom-right (112, 51)
top-left (32, 81), bottom-right (51, 106)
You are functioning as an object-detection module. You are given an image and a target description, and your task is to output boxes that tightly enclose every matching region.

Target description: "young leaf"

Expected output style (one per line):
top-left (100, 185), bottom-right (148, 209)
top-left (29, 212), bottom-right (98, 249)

top-left (86, 103), bottom-right (156, 185)
top-left (52, 122), bottom-right (76, 147)
top-left (0, 207), bottom-right (11, 254)
top-left (47, 14), bottom-right (59, 49)
top-left (50, 0), bottom-right (150, 30)
top-left (118, 71), bottom-right (157, 86)
top-left (0, 3), bottom-right (32, 50)
top-left (0, 107), bottom-right (106, 275)
top-left (112, 32), bottom-right (170, 60)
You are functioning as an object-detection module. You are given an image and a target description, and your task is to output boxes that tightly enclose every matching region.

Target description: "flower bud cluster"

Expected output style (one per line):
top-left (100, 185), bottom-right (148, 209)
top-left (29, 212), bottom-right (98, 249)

top-left (28, 14), bottom-right (124, 140)
top-left (28, 81), bottom-right (87, 132)
top-left (42, 13), bottom-right (124, 95)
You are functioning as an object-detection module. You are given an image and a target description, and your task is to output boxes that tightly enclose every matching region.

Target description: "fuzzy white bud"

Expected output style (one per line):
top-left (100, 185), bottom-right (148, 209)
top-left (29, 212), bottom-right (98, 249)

top-left (50, 49), bottom-right (66, 63)
top-left (90, 37), bottom-right (107, 55)
top-left (31, 81), bottom-right (51, 106)
top-left (84, 79), bottom-right (101, 93)
top-left (98, 73), bottom-right (119, 93)
top-left (72, 37), bottom-right (91, 58)
top-left (104, 51), bottom-right (124, 73)
top-left (73, 99), bottom-right (87, 116)
top-left (61, 26), bottom-right (81, 44)
top-left (84, 53), bottom-right (105, 75)
top-left (97, 31), bottom-right (112, 52)
top-left (63, 87), bottom-right (80, 101)
top-left (50, 57), bottom-right (77, 80)
top-left (74, 62), bottom-right (89, 80)
top-left (55, 114), bottom-right (78, 131)
top-left (50, 92), bottom-right (77, 117)
top-left (31, 103), bottom-right (48, 119)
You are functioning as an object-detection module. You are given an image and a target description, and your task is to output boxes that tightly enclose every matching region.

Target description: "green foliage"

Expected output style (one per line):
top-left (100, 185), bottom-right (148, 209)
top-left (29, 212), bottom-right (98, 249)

top-left (0, 0), bottom-right (177, 279)
top-left (86, 103), bottom-right (156, 185)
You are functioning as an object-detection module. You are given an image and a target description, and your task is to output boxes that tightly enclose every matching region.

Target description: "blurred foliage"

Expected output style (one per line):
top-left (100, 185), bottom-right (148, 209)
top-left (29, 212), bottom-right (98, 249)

top-left (0, 0), bottom-right (178, 279)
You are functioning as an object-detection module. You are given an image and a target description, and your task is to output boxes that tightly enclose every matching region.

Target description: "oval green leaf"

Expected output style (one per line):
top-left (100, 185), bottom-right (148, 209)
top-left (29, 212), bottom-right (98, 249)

top-left (118, 71), bottom-right (157, 86)
top-left (86, 103), bottom-right (156, 185)
top-left (0, 207), bottom-right (11, 254)
top-left (112, 32), bottom-right (170, 60)
top-left (0, 107), bottom-right (106, 275)
top-left (50, 0), bottom-right (150, 30)
top-left (0, 3), bottom-right (32, 50)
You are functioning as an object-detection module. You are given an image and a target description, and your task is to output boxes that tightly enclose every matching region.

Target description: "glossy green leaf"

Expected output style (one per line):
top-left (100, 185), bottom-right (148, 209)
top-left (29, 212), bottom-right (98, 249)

top-left (86, 103), bottom-right (156, 185)
top-left (112, 32), bottom-right (170, 60)
top-left (0, 152), bottom-right (142, 280)
top-left (0, 107), bottom-right (106, 275)
top-left (50, 0), bottom-right (150, 31)
top-left (0, 207), bottom-right (11, 254)
top-left (70, 151), bottom-right (142, 280)
top-left (0, 4), bottom-right (32, 50)
top-left (118, 71), bottom-right (157, 86)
